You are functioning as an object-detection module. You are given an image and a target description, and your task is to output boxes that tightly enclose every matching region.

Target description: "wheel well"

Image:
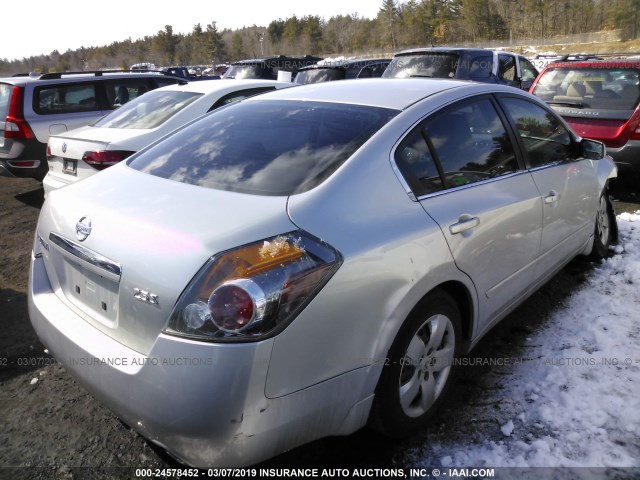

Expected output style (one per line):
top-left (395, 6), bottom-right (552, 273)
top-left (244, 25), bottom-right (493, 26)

top-left (432, 281), bottom-right (474, 343)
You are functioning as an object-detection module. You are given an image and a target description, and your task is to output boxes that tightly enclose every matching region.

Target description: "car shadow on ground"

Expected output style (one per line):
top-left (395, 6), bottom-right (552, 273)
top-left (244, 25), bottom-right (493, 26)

top-left (14, 185), bottom-right (44, 209)
top-left (0, 288), bottom-right (47, 382)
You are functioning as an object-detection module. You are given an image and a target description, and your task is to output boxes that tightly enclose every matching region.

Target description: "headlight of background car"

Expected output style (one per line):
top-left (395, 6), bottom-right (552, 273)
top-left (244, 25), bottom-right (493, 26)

top-left (163, 231), bottom-right (342, 342)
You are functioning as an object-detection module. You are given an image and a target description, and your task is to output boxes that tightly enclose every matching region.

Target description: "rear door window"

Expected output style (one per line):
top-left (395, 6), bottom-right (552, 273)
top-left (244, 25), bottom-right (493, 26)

top-left (395, 96), bottom-right (520, 195)
top-left (104, 79), bottom-right (156, 108)
top-left (34, 83), bottom-right (99, 114)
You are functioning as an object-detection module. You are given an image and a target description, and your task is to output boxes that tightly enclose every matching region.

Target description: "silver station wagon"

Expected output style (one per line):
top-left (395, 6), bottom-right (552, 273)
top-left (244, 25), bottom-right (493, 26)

top-left (29, 79), bottom-right (617, 467)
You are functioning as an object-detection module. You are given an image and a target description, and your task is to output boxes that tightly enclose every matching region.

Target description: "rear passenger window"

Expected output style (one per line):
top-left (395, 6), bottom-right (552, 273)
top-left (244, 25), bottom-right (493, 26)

top-left (35, 84), bottom-right (98, 114)
top-left (395, 98), bottom-right (520, 195)
top-left (425, 98), bottom-right (519, 189)
top-left (500, 97), bottom-right (572, 168)
top-left (104, 79), bottom-right (152, 108)
top-left (395, 130), bottom-right (443, 196)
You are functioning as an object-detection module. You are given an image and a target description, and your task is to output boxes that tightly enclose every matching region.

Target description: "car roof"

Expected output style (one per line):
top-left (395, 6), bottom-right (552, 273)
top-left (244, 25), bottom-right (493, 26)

top-left (0, 71), bottom-right (181, 86)
top-left (231, 55), bottom-right (322, 65)
top-left (393, 47), bottom-right (498, 56)
top-left (153, 79), bottom-right (292, 95)
top-left (247, 77), bottom-right (502, 110)
top-left (300, 58), bottom-right (391, 70)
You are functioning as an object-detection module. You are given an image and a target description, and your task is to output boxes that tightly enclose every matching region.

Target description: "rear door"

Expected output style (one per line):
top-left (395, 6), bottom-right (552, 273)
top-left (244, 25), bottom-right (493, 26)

top-left (498, 95), bottom-right (599, 275)
top-left (394, 95), bottom-right (543, 330)
top-left (29, 81), bottom-right (106, 142)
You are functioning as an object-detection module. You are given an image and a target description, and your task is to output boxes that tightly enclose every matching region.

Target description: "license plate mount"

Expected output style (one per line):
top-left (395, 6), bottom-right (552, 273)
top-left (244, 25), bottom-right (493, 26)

top-left (63, 158), bottom-right (77, 175)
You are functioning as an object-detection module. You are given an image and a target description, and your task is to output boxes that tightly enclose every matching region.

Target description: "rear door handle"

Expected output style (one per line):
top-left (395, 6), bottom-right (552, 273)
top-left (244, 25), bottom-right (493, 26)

top-left (449, 215), bottom-right (480, 235)
top-left (544, 190), bottom-right (559, 204)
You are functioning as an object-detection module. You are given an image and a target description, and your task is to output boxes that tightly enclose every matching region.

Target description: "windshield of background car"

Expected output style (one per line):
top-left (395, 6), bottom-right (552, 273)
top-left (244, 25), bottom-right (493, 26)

top-left (223, 65), bottom-right (269, 79)
top-left (129, 100), bottom-right (399, 195)
top-left (382, 53), bottom-right (459, 78)
top-left (295, 69), bottom-right (345, 84)
top-left (532, 66), bottom-right (640, 110)
top-left (93, 90), bottom-right (201, 129)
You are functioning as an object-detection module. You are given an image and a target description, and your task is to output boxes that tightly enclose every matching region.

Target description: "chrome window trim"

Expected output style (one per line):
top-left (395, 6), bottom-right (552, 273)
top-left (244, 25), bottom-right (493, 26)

top-left (48, 232), bottom-right (122, 282)
top-left (389, 157), bottom-right (418, 201)
top-left (414, 170), bottom-right (528, 201)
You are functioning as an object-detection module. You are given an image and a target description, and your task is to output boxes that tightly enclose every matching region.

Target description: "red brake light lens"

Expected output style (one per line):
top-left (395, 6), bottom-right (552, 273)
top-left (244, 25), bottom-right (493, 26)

top-left (628, 110), bottom-right (640, 141)
top-left (164, 231), bottom-right (342, 342)
top-left (82, 150), bottom-right (133, 170)
top-left (4, 86), bottom-right (35, 140)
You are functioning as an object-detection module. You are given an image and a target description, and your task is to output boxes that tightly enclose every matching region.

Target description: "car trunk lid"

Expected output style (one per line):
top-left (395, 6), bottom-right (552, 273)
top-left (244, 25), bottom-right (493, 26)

top-left (36, 164), bottom-right (295, 355)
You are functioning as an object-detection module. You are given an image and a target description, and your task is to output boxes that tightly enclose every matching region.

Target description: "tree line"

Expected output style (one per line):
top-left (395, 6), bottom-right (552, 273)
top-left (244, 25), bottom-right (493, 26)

top-left (1, 0), bottom-right (638, 74)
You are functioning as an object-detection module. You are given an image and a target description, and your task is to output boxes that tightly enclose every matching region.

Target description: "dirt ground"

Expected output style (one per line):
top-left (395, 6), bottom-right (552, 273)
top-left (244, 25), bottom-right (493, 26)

top-left (0, 176), bottom-right (638, 480)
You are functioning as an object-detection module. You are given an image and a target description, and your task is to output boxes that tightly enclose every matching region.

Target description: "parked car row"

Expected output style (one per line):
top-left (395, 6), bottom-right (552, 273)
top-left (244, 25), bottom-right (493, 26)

top-left (43, 80), bottom-right (294, 193)
top-left (0, 70), bottom-right (186, 180)
top-left (4, 48), bottom-right (640, 188)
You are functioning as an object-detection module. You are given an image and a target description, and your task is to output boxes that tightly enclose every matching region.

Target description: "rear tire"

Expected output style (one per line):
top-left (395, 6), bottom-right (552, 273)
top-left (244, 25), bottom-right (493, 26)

top-left (369, 290), bottom-right (461, 438)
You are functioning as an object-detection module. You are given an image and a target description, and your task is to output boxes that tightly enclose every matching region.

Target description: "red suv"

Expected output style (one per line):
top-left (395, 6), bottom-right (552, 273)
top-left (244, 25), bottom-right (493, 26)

top-left (530, 59), bottom-right (640, 177)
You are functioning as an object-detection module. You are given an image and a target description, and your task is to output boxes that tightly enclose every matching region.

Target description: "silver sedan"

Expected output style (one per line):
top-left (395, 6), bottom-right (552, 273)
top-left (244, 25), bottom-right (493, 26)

top-left (28, 79), bottom-right (617, 467)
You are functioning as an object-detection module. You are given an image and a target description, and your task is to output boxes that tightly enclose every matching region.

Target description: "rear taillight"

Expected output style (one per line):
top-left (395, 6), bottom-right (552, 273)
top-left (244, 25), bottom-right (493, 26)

top-left (629, 110), bottom-right (640, 141)
top-left (164, 231), bottom-right (342, 342)
top-left (46, 145), bottom-right (52, 161)
top-left (81, 150), bottom-right (133, 170)
top-left (4, 86), bottom-right (35, 140)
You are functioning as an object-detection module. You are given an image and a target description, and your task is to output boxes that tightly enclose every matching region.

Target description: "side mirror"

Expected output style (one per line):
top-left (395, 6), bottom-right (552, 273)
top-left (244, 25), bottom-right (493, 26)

top-left (580, 138), bottom-right (605, 160)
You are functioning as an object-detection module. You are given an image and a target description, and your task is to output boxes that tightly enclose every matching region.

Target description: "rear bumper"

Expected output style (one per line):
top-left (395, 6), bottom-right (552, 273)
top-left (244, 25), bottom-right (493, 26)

top-left (28, 251), bottom-right (372, 467)
top-left (607, 139), bottom-right (640, 174)
top-left (0, 137), bottom-right (48, 180)
top-left (42, 171), bottom-right (74, 195)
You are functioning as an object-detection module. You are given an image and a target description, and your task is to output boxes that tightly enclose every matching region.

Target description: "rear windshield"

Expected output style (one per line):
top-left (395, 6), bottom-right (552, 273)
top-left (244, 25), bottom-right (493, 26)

top-left (532, 67), bottom-right (640, 110)
top-left (383, 53), bottom-right (459, 79)
top-left (129, 100), bottom-right (398, 195)
top-left (223, 65), bottom-right (271, 79)
top-left (296, 69), bottom-right (345, 84)
top-left (93, 90), bottom-right (201, 129)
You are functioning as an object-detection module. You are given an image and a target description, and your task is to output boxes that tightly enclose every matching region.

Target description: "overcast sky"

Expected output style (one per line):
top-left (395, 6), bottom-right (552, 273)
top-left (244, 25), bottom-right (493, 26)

top-left (2, 0), bottom-right (381, 62)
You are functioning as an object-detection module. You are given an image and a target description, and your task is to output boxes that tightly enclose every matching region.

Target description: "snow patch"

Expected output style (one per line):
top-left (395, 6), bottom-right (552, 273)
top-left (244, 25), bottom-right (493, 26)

top-left (407, 213), bottom-right (640, 467)
top-left (501, 420), bottom-right (515, 437)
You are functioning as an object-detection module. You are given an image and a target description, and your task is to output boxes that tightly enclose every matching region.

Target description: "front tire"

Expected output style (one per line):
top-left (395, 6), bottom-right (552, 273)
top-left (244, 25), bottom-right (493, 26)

top-left (589, 192), bottom-right (615, 259)
top-left (369, 290), bottom-right (461, 438)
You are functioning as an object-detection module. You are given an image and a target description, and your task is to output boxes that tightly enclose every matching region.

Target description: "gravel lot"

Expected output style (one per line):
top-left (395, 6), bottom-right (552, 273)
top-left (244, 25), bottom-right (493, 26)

top-left (1, 176), bottom-right (638, 479)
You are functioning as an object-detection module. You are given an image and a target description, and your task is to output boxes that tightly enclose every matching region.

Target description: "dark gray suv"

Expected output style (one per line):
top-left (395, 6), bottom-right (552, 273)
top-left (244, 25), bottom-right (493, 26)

top-left (0, 70), bottom-right (184, 180)
top-left (383, 47), bottom-right (539, 91)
